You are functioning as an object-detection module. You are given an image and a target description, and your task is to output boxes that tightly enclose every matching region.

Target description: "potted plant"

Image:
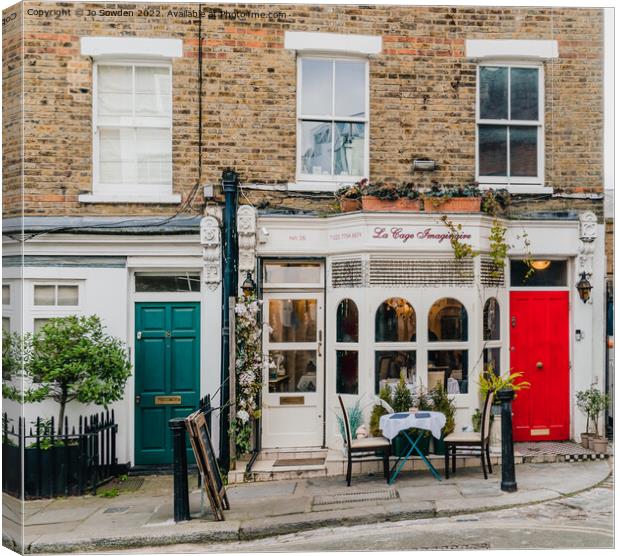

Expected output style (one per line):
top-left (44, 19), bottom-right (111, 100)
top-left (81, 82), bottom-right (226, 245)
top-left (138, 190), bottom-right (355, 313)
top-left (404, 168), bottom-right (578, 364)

top-left (577, 386), bottom-right (610, 453)
top-left (411, 384), bottom-right (433, 455)
top-left (335, 181), bottom-right (363, 213)
top-left (576, 388), bottom-right (595, 448)
top-left (370, 385), bottom-right (393, 437)
top-left (422, 184), bottom-right (481, 213)
top-left (362, 182), bottom-right (421, 211)
top-left (390, 377), bottom-right (414, 456)
top-left (429, 384), bottom-right (456, 455)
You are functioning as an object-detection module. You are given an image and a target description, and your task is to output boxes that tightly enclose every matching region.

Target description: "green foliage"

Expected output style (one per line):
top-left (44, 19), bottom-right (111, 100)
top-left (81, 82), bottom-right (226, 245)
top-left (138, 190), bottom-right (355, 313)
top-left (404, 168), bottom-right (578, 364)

top-left (392, 376), bottom-right (413, 412)
top-left (337, 399), bottom-right (364, 442)
top-left (230, 419), bottom-right (252, 456)
top-left (98, 487), bottom-right (120, 498)
top-left (478, 364), bottom-right (530, 400)
top-left (576, 386), bottom-right (610, 436)
top-left (488, 219), bottom-right (509, 279)
top-left (472, 409), bottom-right (482, 433)
top-left (424, 183), bottom-right (480, 199)
top-left (481, 189), bottom-right (510, 216)
top-left (429, 384), bottom-right (456, 435)
top-left (370, 385), bottom-right (393, 437)
top-left (515, 230), bottom-right (535, 281)
top-left (2, 330), bottom-right (30, 402)
top-left (441, 215), bottom-right (478, 260)
top-left (26, 315), bottom-right (132, 424)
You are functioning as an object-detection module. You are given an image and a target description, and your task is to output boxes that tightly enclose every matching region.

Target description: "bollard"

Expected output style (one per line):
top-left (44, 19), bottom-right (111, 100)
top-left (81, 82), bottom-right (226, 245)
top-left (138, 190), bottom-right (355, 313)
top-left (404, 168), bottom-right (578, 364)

top-left (169, 418), bottom-right (190, 522)
top-left (497, 388), bottom-right (517, 492)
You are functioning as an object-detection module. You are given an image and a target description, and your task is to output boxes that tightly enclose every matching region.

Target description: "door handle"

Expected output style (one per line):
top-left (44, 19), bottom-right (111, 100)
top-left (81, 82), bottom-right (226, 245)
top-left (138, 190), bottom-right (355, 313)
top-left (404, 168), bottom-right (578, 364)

top-left (536, 361), bottom-right (543, 369)
top-left (137, 331), bottom-right (142, 340)
top-left (135, 394), bottom-right (141, 405)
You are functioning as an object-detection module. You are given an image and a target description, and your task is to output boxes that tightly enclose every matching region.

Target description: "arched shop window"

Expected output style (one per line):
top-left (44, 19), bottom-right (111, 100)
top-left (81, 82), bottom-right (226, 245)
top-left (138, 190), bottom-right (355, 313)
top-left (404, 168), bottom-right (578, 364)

top-left (427, 298), bottom-right (469, 394)
top-left (374, 298), bottom-right (417, 393)
top-left (336, 299), bottom-right (359, 395)
top-left (483, 297), bottom-right (501, 376)
top-left (375, 298), bottom-right (416, 342)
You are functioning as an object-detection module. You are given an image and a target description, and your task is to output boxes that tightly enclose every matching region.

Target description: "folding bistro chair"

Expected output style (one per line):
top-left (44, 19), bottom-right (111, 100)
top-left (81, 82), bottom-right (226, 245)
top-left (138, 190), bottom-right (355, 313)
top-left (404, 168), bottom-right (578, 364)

top-left (338, 395), bottom-right (391, 486)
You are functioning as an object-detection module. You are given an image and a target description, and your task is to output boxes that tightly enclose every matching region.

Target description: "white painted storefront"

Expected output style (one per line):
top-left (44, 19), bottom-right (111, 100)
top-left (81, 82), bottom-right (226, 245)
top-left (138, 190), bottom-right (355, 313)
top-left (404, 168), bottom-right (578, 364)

top-left (2, 208), bottom-right (605, 465)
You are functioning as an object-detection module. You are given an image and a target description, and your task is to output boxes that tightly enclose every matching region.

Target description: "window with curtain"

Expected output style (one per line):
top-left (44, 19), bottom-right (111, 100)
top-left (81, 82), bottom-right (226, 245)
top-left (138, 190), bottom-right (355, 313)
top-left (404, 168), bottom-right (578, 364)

top-left (95, 63), bottom-right (172, 193)
top-left (374, 298), bottom-right (416, 393)
top-left (298, 58), bottom-right (368, 181)
top-left (477, 65), bottom-right (542, 184)
top-left (336, 299), bottom-right (359, 395)
top-left (427, 298), bottom-right (469, 394)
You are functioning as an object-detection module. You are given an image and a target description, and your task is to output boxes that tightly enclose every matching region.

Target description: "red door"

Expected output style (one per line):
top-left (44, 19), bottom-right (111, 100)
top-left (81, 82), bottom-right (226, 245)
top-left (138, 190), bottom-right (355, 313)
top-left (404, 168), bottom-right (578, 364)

top-left (510, 291), bottom-right (570, 441)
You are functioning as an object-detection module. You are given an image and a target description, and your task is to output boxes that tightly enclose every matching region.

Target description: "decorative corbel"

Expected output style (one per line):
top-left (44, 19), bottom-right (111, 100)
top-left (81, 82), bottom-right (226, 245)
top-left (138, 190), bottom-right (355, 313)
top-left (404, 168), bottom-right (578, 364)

top-left (200, 215), bottom-right (221, 291)
top-left (237, 205), bottom-right (257, 291)
top-left (577, 211), bottom-right (597, 278)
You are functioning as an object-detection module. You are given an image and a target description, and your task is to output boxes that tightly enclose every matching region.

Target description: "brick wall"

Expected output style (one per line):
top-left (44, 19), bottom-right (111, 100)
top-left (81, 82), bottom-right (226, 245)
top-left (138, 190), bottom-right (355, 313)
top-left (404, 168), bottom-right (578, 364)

top-left (2, 2), bottom-right (604, 218)
top-left (2, 3), bottom-right (24, 217)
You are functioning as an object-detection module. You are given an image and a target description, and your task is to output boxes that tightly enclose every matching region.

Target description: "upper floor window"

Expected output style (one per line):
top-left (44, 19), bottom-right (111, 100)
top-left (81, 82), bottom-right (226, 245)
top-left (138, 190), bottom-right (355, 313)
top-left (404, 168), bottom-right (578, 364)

top-left (297, 57), bottom-right (368, 183)
top-left (477, 64), bottom-right (543, 185)
top-left (34, 284), bottom-right (79, 306)
top-left (95, 62), bottom-right (172, 195)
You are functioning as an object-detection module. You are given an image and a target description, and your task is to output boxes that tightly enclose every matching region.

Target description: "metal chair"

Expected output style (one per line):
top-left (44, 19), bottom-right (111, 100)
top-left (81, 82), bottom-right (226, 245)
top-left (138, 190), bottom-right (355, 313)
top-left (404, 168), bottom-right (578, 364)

top-left (338, 395), bottom-right (391, 486)
top-left (444, 390), bottom-right (495, 480)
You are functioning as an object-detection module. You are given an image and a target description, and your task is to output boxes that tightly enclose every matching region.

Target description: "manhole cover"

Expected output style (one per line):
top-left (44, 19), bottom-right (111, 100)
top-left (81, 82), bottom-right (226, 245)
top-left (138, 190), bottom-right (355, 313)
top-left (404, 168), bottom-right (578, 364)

top-left (313, 488), bottom-right (398, 506)
top-left (103, 506), bottom-right (129, 514)
top-left (417, 543), bottom-right (491, 551)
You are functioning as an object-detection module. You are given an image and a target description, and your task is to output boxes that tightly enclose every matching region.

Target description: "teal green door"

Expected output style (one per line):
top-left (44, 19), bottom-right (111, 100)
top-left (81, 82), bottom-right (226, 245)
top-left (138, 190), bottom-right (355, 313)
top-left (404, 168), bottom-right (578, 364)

top-left (135, 302), bottom-right (200, 465)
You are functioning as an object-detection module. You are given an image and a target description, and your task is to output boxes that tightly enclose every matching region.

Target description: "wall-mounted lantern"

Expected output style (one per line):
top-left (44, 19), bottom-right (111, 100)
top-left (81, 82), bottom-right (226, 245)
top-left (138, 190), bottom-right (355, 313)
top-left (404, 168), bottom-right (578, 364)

top-left (412, 159), bottom-right (437, 171)
top-left (576, 272), bottom-right (592, 304)
top-left (242, 271), bottom-right (256, 298)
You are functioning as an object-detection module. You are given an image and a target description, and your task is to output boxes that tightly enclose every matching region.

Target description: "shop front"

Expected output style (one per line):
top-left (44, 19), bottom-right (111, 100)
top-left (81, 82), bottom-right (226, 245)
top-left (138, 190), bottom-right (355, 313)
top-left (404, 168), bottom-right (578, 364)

top-left (251, 210), bottom-right (605, 452)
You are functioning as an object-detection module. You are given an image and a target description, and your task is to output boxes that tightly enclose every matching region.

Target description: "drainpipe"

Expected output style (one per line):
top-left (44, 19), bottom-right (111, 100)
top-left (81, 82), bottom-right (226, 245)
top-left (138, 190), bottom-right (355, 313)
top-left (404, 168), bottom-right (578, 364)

top-left (219, 168), bottom-right (239, 472)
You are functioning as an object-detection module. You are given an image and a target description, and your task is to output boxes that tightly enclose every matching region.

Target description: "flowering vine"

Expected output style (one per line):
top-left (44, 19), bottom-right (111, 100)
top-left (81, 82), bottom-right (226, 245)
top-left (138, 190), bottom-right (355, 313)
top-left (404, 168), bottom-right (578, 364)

top-left (231, 294), bottom-right (267, 457)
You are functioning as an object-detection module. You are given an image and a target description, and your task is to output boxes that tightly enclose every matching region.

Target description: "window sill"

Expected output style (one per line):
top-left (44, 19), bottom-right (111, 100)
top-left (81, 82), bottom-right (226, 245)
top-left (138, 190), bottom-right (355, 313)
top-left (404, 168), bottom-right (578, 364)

top-left (78, 193), bottom-right (182, 204)
top-left (288, 180), bottom-right (357, 192)
top-left (478, 184), bottom-right (553, 195)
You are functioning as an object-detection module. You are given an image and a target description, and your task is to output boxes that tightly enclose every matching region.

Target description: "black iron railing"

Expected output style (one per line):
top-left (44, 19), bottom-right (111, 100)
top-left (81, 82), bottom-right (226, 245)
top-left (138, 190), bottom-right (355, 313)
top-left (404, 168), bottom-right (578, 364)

top-left (2, 410), bottom-right (125, 499)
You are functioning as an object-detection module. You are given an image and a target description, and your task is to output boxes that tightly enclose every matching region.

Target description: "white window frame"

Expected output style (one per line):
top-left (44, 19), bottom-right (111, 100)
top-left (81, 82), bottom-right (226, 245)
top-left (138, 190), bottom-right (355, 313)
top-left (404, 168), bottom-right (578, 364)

top-left (295, 55), bottom-right (370, 190)
top-left (30, 281), bottom-right (83, 333)
top-left (334, 297), bottom-right (360, 396)
top-left (482, 297), bottom-right (502, 374)
top-left (81, 59), bottom-right (180, 204)
top-left (475, 61), bottom-right (547, 191)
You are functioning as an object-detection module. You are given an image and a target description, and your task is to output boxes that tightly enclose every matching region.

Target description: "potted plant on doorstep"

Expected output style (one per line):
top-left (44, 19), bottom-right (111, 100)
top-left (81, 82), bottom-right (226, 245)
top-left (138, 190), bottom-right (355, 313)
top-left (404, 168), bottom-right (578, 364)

top-left (429, 384), bottom-right (456, 455)
top-left (422, 184), bottom-right (481, 213)
top-left (576, 386), bottom-right (610, 453)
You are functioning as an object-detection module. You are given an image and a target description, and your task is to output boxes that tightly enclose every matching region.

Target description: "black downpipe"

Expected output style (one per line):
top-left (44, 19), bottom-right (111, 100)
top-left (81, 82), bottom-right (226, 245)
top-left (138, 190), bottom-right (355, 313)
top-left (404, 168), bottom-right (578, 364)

top-left (219, 169), bottom-right (239, 472)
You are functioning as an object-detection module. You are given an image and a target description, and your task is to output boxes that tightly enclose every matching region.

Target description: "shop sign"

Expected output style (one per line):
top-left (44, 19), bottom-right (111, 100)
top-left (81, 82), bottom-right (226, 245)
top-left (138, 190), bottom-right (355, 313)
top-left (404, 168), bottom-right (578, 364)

top-left (371, 226), bottom-right (472, 244)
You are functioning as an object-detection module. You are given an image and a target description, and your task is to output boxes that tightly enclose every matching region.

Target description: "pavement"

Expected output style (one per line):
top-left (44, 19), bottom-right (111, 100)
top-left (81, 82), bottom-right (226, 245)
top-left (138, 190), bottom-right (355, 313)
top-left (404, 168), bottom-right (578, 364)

top-left (2, 458), bottom-right (613, 554)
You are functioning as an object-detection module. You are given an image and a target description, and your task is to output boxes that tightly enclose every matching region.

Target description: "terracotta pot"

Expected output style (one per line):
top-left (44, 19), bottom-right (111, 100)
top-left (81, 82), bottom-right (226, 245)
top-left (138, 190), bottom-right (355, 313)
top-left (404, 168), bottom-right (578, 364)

top-left (362, 196), bottom-right (421, 212)
top-left (592, 437), bottom-right (608, 454)
top-left (423, 196), bottom-right (481, 213)
top-left (338, 198), bottom-right (362, 212)
top-left (581, 432), bottom-right (594, 449)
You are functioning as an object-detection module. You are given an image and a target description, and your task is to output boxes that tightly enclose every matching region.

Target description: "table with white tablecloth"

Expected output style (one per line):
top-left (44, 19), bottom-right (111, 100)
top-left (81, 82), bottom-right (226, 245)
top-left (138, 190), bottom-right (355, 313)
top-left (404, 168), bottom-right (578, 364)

top-left (379, 411), bottom-right (446, 483)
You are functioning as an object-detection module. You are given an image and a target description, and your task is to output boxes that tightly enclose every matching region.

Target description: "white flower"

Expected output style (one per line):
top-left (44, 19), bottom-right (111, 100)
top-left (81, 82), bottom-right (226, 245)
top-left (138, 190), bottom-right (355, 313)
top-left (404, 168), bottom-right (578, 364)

top-left (237, 409), bottom-right (250, 423)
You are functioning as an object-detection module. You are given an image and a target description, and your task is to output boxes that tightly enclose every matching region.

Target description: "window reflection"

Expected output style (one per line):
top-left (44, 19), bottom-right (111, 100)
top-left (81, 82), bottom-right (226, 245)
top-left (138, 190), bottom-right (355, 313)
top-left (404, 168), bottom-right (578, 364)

top-left (268, 299), bottom-right (317, 343)
top-left (428, 298), bottom-right (468, 342)
top-left (510, 260), bottom-right (567, 287)
top-left (263, 262), bottom-right (322, 285)
top-left (375, 351), bottom-right (416, 393)
top-left (268, 349), bottom-right (316, 393)
top-left (428, 350), bottom-right (468, 394)
top-left (483, 298), bottom-right (500, 341)
top-left (337, 299), bottom-right (358, 343)
top-left (375, 298), bottom-right (416, 342)
top-left (337, 351), bottom-right (358, 395)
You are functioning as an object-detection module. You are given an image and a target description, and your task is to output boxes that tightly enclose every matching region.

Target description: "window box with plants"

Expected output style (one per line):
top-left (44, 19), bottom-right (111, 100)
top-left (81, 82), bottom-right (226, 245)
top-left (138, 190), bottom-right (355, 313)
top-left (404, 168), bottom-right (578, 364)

top-left (360, 181), bottom-right (421, 212)
top-left (422, 184), bottom-right (481, 213)
top-left (335, 182), bottom-right (363, 213)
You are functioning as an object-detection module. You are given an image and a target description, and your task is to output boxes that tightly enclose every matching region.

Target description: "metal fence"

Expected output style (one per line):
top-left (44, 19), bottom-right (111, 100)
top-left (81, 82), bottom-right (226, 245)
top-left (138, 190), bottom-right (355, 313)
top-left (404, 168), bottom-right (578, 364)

top-left (2, 410), bottom-right (125, 499)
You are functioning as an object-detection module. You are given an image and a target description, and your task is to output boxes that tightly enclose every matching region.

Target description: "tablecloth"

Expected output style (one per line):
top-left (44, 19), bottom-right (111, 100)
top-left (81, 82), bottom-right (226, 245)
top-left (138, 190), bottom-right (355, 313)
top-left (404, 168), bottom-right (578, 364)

top-left (379, 411), bottom-right (446, 441)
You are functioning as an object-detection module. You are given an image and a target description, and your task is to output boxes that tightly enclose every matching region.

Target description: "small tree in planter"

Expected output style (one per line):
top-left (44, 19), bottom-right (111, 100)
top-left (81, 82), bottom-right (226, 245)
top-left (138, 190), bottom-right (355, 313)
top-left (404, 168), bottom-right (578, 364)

top-left (25, 315), bottom-right (132, 426)
top-left (576, 386), bottom-right (610, 452)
